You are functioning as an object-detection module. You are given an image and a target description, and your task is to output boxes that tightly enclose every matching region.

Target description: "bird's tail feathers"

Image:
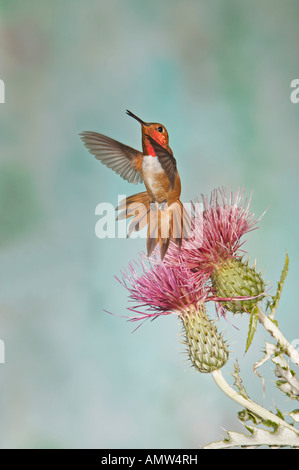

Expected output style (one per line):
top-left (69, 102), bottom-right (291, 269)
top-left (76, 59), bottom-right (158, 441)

top-left (117, 193), bottom-right (191, 260)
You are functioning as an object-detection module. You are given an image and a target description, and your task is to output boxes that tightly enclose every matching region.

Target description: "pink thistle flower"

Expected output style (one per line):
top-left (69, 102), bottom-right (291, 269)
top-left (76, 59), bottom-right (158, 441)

top-left (164, 188), bottom-right (266, 315)
top-left (117, 254), bottom-right (211, 322)
top-left (167, 187), bottom-right (260, 275)
top-left (117, 254), bottom-right (229, 373)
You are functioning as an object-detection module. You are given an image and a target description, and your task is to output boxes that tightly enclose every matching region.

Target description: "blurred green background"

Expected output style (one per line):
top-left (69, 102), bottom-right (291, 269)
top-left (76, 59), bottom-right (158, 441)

top-left (0, 0), bottom-right (299, 448)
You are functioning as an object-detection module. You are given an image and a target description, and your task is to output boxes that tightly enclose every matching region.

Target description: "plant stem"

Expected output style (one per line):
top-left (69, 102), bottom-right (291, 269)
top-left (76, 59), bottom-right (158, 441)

top-left (258, 307), bottom-right (299, 367)
top-left (211, 369), bottom-right (298, 434)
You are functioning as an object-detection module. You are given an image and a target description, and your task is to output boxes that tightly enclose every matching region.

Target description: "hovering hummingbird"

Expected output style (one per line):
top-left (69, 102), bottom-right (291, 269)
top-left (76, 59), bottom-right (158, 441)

top-left (80, 110), bottom-right (190, 260)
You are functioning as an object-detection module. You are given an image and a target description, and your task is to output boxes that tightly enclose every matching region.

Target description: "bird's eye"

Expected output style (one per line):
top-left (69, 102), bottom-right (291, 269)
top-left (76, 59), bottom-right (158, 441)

top-left (157, 126), bottom-right (163, 133)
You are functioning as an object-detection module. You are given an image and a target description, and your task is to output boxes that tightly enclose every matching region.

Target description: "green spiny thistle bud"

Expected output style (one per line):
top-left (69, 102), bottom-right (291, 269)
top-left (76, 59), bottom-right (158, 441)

top-left (210, 258), bottom-right (265, 314)
top-left (181, 305), bottom-right (229, 373)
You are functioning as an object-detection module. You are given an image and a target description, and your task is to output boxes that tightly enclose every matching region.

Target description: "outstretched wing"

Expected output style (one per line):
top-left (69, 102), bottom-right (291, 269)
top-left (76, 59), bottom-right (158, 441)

top-left (80, 131), bottom-right (143, 185)
top-left (146, 135), bottom-right (177, 190)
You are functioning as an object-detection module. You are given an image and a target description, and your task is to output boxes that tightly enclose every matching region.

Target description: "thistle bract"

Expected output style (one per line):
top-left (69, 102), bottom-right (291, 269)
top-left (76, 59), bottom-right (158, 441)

top-left (182, 305), bottom-right (229, 373)
top-left (210, 258), bottom-right (265, 314)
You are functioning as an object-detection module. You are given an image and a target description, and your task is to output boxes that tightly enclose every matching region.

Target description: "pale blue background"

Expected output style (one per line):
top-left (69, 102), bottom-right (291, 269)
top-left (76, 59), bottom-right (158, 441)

top-left (0, 0), bottom-right (298, 448)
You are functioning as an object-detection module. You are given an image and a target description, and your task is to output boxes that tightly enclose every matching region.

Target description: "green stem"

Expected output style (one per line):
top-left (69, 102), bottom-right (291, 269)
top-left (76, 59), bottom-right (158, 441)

top-left (211, 369), bottom-right (298, 434)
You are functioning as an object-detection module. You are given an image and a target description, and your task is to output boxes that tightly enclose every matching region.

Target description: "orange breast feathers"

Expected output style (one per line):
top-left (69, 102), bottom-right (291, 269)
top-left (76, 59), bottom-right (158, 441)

top-left (141, 155), bottom-right (181, 205)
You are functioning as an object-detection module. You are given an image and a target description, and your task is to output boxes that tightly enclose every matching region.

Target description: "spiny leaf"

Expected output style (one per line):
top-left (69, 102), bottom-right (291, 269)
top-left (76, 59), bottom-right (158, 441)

top-left (273, 356), bottom-right (299, 400)
top-left (289, 410), bottom-right (299, 423)
top-left (203, 425), bottom-right (299, 449)
top-left (232, 360), bottom-right (248, 399)
top-left (253, 342), bottom-right (279, 394)
top-left (267, 252), bottom-right (289, 319)
top-left (238, 409), bottom-right (280, 430)
top-left (275, 407), bottom-right (285, 421)
top-left (245, 305), bottom-right (259, 353)
top-left (238, 409), bottom-right (262, 425)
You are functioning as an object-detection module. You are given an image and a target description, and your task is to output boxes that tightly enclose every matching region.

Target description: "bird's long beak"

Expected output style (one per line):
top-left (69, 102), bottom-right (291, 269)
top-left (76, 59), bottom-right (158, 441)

top-left (126, 110), bottom-right (148, 126)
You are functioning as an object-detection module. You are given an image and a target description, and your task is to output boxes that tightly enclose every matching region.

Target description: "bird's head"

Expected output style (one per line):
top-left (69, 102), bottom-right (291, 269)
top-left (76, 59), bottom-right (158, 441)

top-left (126, 110), bottom-right (170, 155)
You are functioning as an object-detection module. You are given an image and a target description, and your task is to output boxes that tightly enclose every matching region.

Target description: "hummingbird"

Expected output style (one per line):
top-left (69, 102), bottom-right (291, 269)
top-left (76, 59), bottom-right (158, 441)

top-left (80, 110), bottom-right (190, 260)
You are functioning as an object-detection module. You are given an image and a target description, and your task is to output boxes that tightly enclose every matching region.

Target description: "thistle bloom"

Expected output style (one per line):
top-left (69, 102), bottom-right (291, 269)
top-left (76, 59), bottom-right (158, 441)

top-left (118, 255), bottom-right (229, 373)
top-left (166, 188), bottom-right (266, 314)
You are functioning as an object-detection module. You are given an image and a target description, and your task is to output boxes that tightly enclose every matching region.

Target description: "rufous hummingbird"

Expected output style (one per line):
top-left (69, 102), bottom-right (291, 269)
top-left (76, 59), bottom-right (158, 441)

top-left (80, 110), bottom-right (190, 260)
